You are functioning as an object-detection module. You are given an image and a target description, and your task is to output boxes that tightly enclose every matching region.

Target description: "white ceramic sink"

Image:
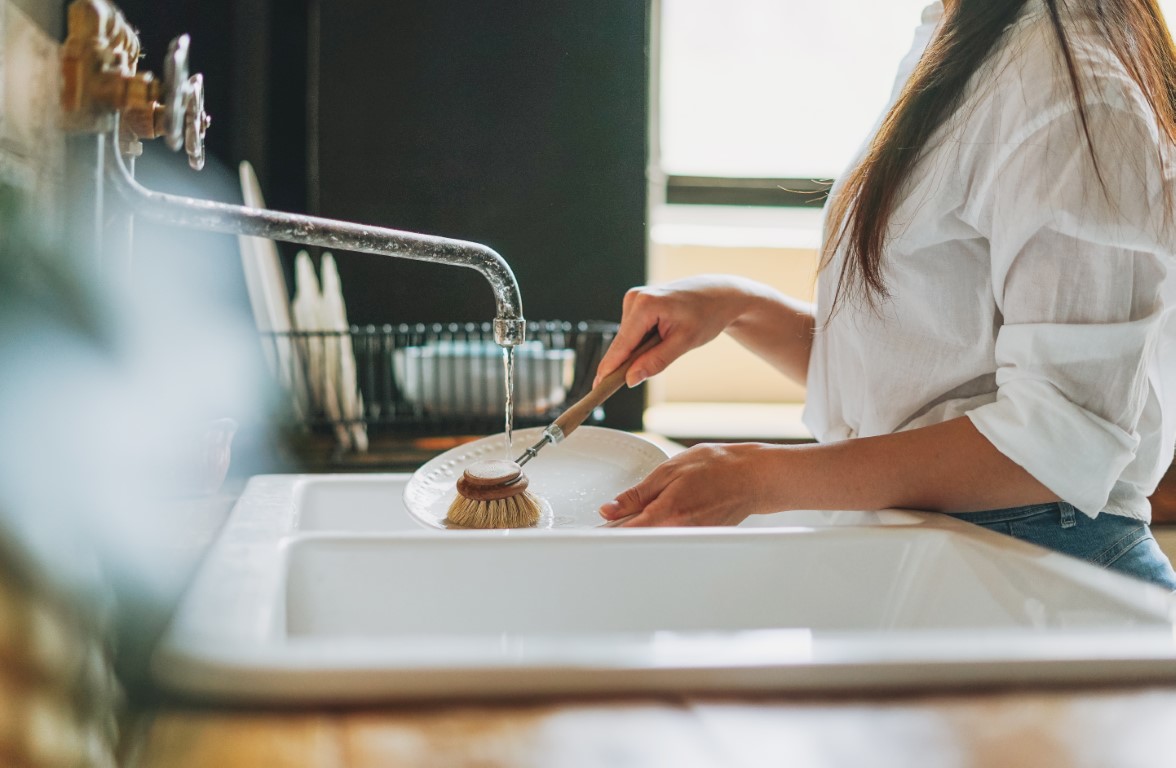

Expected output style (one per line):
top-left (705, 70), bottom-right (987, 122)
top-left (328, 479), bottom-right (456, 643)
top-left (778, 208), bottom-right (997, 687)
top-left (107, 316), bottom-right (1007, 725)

top-left (153, 473), bottom-right (1176, 702)
top-left (294, 475), bottom-right (426, 532)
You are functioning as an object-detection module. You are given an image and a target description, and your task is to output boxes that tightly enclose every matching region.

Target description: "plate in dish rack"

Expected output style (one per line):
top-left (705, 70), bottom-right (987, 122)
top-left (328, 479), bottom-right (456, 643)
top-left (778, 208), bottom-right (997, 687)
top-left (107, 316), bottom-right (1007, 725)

top-left (404, 426), bottom-right (669, 529)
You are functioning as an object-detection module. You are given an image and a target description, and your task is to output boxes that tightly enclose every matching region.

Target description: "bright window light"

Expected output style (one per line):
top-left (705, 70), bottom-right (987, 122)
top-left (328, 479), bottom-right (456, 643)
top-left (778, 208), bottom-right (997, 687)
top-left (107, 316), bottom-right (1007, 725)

top-left (660, 0), bottom-right (1176, 181)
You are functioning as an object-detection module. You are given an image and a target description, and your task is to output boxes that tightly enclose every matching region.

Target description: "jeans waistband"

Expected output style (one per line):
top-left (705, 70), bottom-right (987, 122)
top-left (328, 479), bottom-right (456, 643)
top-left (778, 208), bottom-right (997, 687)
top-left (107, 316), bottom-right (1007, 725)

top-left (949, 501), bottom-right (1079, 528)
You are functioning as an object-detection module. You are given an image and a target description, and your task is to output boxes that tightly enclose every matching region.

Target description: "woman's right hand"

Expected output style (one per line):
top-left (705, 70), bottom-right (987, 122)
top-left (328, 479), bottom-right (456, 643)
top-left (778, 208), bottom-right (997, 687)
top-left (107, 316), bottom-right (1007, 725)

top-left (594, 275), bottom-right (764, 388)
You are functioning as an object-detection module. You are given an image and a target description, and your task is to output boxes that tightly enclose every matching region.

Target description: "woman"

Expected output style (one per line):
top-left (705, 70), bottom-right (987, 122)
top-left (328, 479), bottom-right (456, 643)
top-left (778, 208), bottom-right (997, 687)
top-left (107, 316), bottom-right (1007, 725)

top-left (596, 0), bottom-right (1176, 589)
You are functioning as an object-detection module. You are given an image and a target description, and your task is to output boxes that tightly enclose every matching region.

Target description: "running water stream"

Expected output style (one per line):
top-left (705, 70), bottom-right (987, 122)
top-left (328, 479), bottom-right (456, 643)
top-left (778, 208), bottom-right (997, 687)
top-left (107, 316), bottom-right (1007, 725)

top-left (503, 346), bottom-right (515, 459)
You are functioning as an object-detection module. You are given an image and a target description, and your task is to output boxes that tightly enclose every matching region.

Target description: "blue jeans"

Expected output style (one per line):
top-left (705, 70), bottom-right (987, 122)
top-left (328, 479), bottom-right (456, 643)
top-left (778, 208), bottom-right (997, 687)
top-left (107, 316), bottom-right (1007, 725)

top-left (949, 502), bottom-right (1176, 591)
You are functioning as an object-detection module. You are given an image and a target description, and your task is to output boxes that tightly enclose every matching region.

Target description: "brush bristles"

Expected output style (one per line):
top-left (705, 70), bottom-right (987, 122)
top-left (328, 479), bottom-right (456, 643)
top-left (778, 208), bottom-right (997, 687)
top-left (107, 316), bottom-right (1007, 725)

top-left (447, 490), bottom-right (543, 529)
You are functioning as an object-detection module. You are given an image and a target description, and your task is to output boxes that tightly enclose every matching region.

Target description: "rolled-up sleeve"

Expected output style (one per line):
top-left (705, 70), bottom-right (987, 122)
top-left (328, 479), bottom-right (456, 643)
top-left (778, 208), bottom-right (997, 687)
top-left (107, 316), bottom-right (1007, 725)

top-left (964, 101), bottom-right (1170, 516)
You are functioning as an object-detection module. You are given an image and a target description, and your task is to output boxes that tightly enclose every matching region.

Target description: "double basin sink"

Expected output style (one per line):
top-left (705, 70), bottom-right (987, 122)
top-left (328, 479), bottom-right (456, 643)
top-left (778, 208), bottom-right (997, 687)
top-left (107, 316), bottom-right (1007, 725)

top-left (154, 473), bottom-right (1176, 703)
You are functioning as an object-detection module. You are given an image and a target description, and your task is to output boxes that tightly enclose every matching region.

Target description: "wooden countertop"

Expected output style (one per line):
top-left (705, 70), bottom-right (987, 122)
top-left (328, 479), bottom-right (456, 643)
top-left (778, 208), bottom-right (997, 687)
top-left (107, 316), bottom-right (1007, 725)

top-left (129, 686), bottom-right (1176, 767)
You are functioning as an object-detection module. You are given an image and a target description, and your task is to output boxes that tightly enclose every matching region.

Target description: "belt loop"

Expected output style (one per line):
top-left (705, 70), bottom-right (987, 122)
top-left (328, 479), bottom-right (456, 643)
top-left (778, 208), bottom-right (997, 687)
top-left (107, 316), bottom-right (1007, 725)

top-left (1059, 502), bottom-right (1078, 529)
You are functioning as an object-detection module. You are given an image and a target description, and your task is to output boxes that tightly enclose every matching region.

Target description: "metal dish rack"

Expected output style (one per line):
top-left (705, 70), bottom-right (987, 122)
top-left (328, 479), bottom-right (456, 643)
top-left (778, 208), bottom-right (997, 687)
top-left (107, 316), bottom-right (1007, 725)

top-left (263, 320), bottom-right (619, 441)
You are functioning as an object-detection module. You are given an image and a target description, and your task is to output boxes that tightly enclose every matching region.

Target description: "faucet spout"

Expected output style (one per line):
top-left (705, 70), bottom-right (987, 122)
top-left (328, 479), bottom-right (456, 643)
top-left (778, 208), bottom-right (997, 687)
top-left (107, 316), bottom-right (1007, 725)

top-left (103, 128), bottom-right (526, 347)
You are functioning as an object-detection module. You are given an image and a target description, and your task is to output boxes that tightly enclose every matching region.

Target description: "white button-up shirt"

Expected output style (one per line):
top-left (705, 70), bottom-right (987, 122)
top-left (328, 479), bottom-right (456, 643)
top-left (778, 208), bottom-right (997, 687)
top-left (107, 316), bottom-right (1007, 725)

top-left (804, 0), bottom-right (1176, 520)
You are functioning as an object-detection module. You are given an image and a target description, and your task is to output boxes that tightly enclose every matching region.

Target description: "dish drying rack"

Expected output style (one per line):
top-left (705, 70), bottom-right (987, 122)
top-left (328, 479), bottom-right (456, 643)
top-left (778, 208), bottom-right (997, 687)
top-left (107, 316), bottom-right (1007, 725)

top-left (262, 320), bottom-right (619, 453)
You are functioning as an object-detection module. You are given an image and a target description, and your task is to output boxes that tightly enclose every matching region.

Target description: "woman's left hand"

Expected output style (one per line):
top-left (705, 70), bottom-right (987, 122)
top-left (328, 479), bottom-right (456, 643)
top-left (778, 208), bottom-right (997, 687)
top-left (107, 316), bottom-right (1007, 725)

top-left (598, 442), bottom-right (786, 527)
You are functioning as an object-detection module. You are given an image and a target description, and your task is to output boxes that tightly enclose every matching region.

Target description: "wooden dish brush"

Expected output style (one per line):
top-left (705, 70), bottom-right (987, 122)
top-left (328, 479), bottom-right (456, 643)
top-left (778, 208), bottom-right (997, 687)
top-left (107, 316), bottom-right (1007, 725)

top-left (447, 459), bottom-right (542, 529)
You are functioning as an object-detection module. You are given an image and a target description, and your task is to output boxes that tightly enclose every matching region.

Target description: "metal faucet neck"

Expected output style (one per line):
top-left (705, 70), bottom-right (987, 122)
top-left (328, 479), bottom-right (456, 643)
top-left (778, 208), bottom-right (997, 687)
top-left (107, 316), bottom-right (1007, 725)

top-left (103, 124), bottom-right (526, 347)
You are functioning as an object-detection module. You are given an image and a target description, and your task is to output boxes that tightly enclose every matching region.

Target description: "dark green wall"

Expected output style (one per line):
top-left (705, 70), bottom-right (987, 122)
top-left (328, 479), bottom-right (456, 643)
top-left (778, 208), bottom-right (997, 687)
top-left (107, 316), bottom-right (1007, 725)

top-left (315, 2), bottom-right (650, 427)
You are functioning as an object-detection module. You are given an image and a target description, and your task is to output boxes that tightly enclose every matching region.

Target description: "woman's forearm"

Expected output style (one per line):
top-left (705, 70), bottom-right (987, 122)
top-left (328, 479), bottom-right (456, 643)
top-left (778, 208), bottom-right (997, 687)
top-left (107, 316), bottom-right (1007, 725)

top-left (767, 416), bottom-right (1059, 514)
top-left (599, 415), bottom-right (1061, 527)
top-left (726, 284), bottom-right (816, 386)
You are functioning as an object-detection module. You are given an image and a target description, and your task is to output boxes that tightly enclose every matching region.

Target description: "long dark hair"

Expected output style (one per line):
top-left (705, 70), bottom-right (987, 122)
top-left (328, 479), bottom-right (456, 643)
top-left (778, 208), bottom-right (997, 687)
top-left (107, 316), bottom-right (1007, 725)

top-left (822, 0), bottom-right (1176, 312)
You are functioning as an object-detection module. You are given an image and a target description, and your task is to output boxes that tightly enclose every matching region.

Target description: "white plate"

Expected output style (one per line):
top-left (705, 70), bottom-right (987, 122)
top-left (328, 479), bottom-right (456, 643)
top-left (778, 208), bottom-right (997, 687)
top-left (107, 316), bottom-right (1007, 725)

top-left (404, 426), bottom-right (669, 529)
top-left (238, 161), bottom-right (310, 419)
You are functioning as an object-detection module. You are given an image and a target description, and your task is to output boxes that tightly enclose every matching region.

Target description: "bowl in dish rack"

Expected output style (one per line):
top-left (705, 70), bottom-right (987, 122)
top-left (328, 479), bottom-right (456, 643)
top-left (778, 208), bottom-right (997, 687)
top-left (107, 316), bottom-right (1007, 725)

top-left (392, 340), bottom-right (574, 418)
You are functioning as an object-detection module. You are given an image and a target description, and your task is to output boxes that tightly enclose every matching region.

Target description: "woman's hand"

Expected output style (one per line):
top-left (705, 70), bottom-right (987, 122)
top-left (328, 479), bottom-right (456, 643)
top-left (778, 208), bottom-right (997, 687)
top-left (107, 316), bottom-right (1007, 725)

top-left (599, 442), bottom-right (787, 527)
top-left (593, 276), bottom-right (764, 388)
top-left (595, 275), bottom-right (816, 389)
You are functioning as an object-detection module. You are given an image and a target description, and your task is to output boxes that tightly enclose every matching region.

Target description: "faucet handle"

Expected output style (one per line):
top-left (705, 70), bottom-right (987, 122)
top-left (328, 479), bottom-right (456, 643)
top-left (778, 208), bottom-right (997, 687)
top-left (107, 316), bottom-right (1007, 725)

top-left (161, 34), bottom-right (212, 170)
top-left (161, 34), bottom-right (191, 152)
top-left (183, 73), bottom-right (211, 170)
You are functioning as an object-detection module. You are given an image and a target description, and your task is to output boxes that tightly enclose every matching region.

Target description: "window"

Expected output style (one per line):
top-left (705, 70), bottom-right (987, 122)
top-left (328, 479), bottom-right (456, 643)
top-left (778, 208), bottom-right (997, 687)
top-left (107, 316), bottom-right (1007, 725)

top-left (657, 0), bottom-right (1176, 201)
top-left (658, 0), bottom-right (931, 207)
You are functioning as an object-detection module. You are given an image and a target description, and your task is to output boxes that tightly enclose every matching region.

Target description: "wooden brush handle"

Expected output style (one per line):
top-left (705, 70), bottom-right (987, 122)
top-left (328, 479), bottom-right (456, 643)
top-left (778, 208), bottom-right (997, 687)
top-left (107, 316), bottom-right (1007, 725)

top-left (552, 329), bottom-right (662, 439)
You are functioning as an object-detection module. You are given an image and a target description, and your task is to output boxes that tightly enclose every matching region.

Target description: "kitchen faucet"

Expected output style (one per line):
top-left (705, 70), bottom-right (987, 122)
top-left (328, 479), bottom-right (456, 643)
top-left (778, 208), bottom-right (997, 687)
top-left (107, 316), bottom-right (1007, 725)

top-left (103, 120), bottom-right (526, 348)
top-left (62, 0), bottom-right (526, 348)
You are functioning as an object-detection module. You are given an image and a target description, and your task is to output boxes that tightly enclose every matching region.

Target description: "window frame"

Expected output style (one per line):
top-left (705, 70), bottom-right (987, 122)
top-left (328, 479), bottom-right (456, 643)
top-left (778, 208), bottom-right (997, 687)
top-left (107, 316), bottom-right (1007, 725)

top-left (665, 176), bottom-right (830, 208)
